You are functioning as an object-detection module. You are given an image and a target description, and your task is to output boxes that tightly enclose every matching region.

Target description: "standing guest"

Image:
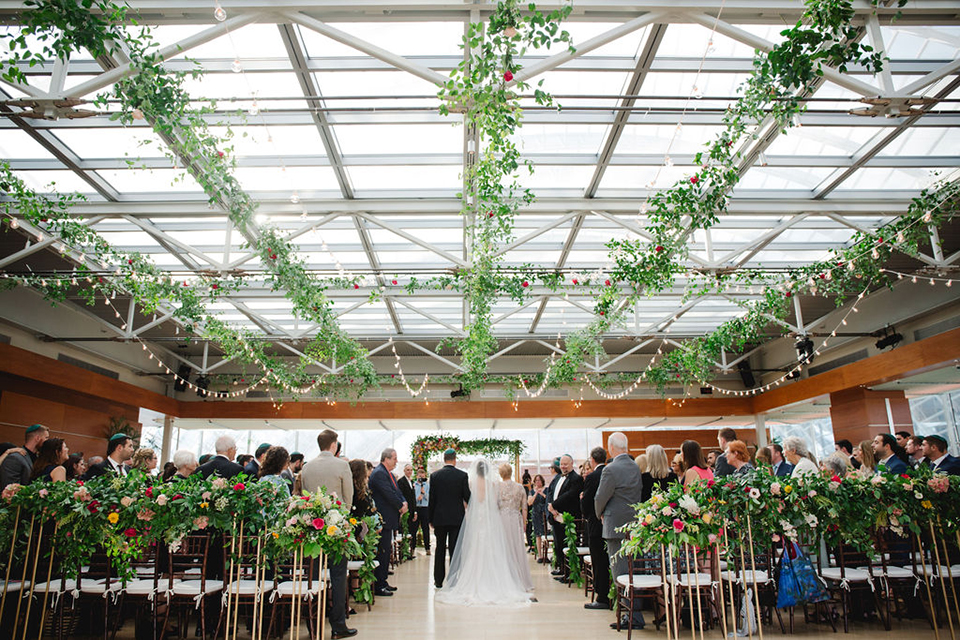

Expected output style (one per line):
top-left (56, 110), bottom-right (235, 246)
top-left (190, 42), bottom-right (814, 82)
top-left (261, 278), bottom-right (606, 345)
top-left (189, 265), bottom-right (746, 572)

top-left (65, 454), bottom-right (87, 480)
top-left (834, 440), bottom-right (861, 470)
top-left (497, 463), bottom-right (532, 592)
top-left (783, 437), bottom-right (818, 476)
top-left (299, 430), bottom-right (355, 639)
top-left (547, 454), bottom-right (583, 583)
top-left (634, 453), bottom-right (648, 474)
top-left (129, 447), bottom-right (158, 474)
top-left (895, 431), bottom-right (912, 450)
top-left (413, 467), bottom-right (431, 555)
top-left (769, 444), bottom-right (794, 477)
top-left (84, 433), bottom-right (135, 479)
top-left (641, 444), bottom-right (677, 503)
top-left (854, 440), bottom-right (877, 477)
top-left (521, 469), bottom-right (532, 492)
top-left (428, 449), bottom-right (470, 589)
top-left (595, 432), bottom-right (644, 631)
top-left (726, 440), bottom-right (755, 476)
top-left (349, 459), bottom-right (376, 519)
top-left (170, 449), bottom-right (198, 481)
top-left (281, 452), bottom-right (305, 486)
top-left (872, 433), bottom-right (908, 474)
top-left (527, 474), bottom-right (549, 563)
top-left (906, 436), bottom-right (927, 467)
top-left (581, 447), bottom-right (611, 611)
top-left (195, 435), bottom-right (244, 479)
top-left (1, 424), bottom-right (49, 490)
top-left (714, 428), bottom-right (737, 477)
top-left (244, 443), bottom-right (271, 479)
top-left (680, 440), bottom-right (714, 487)
top-left (31, 438), bottom-right (70, 483)
top-left (259, 446), bottom-right (291, 496)
top-left (369, 448), bottom-right (406, 596)
top-left (397, 463), bottom-right (418, 559)
top-left (923, 435), bottom-right (960, 475)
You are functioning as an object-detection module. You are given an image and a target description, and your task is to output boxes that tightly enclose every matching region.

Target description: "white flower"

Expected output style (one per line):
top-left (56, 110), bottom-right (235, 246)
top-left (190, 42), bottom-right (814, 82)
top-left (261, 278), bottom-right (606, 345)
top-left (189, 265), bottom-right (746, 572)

top-left (661, 506), bottom-right (674, 517)
top-left (749, 488), bottom-right (761, 500)
top-left (770, 483), bottom-right (781, 496)
top-left (678, 495), bottom-right (701, 515)
top-left (804, 514), bottom-right (818, 527)
top-left (808, 490), bottom-right (817, 498)
top-left (327, 509), bottom-right (344, 525)
top-left (914, 491), bottom-right (924, 500)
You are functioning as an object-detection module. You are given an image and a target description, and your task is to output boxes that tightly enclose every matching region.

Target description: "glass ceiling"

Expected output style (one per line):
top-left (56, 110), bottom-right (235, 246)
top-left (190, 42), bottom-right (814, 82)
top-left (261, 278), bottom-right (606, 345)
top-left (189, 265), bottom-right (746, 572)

top-left (1, 2), bottom-right (958, 363)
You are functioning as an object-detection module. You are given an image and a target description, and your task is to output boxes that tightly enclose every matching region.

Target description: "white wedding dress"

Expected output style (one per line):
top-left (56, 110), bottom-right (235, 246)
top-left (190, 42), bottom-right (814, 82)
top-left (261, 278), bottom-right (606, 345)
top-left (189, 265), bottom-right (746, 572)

top-left (435, 460), bottom-right (533, 607)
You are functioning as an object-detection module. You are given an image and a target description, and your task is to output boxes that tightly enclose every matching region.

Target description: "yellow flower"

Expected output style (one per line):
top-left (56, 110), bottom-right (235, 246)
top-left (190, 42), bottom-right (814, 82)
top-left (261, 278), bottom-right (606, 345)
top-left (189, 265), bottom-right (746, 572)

top-left (643, 514), bottom-right (655, 525)
top-left (922, 500), bottom-right (933, 509)
top-left (327, 525), bottom-right (339, 536)
top-left (272, 532), bottom-right (280, 539)
top-left (784, 485), bottom-right (793, 494)
top-left (200, 502), bottom-right (209, 509)
top-left (107, 512), bottom-right (119, 524)
top-left (702, 513), bottom-right (713, 525)
top-left (349, 518), bottom-right (357, 525)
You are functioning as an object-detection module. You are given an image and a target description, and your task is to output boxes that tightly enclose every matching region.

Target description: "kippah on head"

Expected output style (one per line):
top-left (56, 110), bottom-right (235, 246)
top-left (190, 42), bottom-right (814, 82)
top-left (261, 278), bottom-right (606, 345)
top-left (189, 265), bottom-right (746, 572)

top-left (109, 433), bottom-right (130, 442)
top-left (925, 434), bottom-right (948, 449)
top-left (443, 448), bottom-right (456, 457)
top-left (25, 424), bottom-right (46, 435)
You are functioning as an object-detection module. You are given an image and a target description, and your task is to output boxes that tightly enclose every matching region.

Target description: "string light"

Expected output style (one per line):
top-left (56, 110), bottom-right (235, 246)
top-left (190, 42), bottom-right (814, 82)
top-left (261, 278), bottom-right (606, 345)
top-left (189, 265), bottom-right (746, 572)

top-left (213, 1), bottom-right (227, 22)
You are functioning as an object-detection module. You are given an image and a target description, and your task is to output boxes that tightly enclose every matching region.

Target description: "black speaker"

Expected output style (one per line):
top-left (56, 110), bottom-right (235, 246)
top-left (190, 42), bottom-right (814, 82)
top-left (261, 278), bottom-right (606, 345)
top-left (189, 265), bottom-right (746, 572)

top-left (174, 364), bottom-right (191, 392)
top-left (737, 360), bottom-right (756, 388)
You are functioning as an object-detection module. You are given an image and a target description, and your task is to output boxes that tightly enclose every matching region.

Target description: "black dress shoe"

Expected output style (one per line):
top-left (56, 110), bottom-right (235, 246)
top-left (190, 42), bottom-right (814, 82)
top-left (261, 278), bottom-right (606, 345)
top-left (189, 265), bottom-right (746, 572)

top-left (374, 587), bottom-right (394, 597)
top-left (585, 601), bottom-right (610, 610)
top-left (551, 569), bottom-right (563, 576)
top-left (385, 584), bottom-right (397, 591)
top-left (610, 619), bottom-right (644, 630)
top-left (332, 628), bottom-right (358, 639)
top-left (435, 583), bottom-right (443, 589)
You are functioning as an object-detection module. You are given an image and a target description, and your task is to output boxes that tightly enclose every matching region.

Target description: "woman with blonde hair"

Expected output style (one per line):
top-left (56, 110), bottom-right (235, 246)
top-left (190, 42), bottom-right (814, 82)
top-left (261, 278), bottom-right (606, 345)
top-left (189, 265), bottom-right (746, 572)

top-left (641, 444), bottom-right (677, 502)
top-left (129, 447), bottom-right (158, 474)
top-left (634, 453), bottom-right (648, 474)
top-left (498, 463), bottom-right (533, 591)
top-left (854, 440), bottom-right (877, 477)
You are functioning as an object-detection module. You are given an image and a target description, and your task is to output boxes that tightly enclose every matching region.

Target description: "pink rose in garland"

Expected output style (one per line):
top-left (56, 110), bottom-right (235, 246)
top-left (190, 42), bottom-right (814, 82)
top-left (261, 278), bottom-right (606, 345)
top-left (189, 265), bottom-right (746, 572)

top-left (312, 517), bottom-right (325, 530)
top-left (233, 482), bottom-right (246, 491)
top-left (503, 70), bottom-right (513, 82)
top-left (672, 519), bottom-right (685, 532)
top-left (193, 516), bottom-right (209, 530)
top-left (928, 476), bottom-right (950, 493)
top-left (124, 528), bottom-right (138, 538)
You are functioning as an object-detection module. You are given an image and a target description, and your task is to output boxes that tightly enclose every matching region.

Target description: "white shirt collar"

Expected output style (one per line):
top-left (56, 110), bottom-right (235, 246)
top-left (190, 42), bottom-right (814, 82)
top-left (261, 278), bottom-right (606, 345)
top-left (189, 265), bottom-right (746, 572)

top-left (932, 454), bottom-right (948, 467)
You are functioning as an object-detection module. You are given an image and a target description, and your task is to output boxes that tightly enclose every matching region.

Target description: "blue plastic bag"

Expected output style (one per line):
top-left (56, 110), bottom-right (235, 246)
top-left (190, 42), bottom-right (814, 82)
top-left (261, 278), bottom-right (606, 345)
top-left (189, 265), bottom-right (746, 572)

top-left (777, 541), bottom-right (828, 608)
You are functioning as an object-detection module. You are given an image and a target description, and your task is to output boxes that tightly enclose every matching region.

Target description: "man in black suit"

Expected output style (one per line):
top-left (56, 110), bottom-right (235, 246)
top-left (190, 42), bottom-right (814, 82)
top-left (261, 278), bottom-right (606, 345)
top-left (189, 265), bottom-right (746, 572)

top-left (369, 448), bottom-right (407, 596)
top-left (84, 433), bottom-right (136, 479)
top-left (428, 449), bottom-right (470, 589)
top-left (397, 463), bottom-right (417, 559)
top-left (547, 454), bottom-right (583, 582)
top-left (581, 447), bottom-right (611, 610)
top-left (713, 428), bottom-right (736, 477)
top-left (195, 435), bottom-right (245, 479)
top-left (243, 442), bottom-right (271, 479)
top-left (769, 444), bottom-right (794, 477)
top-left (923, 435), bottom-right (960, 475)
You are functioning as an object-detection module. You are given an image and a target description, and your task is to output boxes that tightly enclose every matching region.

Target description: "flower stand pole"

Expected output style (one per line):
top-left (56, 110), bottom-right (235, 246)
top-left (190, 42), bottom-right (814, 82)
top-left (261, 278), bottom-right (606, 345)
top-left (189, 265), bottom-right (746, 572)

top-left (930, 520), bottom-right (957, 640)
top-left (224, 524), bottom-right (237, 640)
top-left (723, 527), bottom-right (738, 640)
top-left (231, 524), bottom-right (245, 640)
top-left (668, 544), bottom-right (679, 640)
top-left (745, 513), bottom-right (764, 640)
top-left (939, 519), bottom-right (960, 625)
top-left (687, 543), bottom-right (705, 640)
top-left (660, 544), bottom-right (673, 640)
top-left (19, 514), bottom-right (45, 640)
top-left (37, 522), bottom-right (59, 639)
top-left (917, 532), bottom-right (941, 640)
top-left (252, 534), bottom-right (263, 640)
top-left (316, 553), bottom-right (327, 640)
top-left (713, 536), bottom-right (729, 639)
top-left (11, 514), bottom-right (35, 638)
top-left (0, 506), bottom-right (21, 628)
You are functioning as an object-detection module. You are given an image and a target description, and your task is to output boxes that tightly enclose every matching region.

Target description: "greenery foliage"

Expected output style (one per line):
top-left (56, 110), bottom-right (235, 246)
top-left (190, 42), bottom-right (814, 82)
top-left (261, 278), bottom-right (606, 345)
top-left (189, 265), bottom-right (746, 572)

top-left (411, 433), bottom-right (525, 473)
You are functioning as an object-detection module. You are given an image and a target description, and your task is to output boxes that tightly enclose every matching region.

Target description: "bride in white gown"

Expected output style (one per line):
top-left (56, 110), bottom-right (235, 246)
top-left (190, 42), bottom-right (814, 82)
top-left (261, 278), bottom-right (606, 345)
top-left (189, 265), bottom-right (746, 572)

top-left (434, 459), bottom-right (534, 607)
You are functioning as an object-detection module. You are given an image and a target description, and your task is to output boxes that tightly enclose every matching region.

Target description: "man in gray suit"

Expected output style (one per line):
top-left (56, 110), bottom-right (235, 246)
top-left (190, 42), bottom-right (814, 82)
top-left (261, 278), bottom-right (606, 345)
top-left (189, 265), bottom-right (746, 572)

top-left (595, 431), bottom-right (644, 630)
top-left (299, 429), bottom-right (356, 639)
top-left (0, 424), bottom-right (48, 490)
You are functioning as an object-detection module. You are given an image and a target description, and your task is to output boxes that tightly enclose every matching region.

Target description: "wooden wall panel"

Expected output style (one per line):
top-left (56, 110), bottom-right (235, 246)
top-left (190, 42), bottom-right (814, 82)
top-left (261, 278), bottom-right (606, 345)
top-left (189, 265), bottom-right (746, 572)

top-left (829, 388), bottom-right (912, 445)
top-left (600, 428), bottom-right (768, 459)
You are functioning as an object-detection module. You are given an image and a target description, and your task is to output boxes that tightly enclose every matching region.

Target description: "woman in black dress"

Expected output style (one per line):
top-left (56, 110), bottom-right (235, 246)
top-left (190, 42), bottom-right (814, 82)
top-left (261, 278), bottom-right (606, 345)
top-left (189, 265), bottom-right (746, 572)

top-left (31, 437), bottom-right (69, 483)
top-left (640, 444), bottom-right (678, 503)
top-left (526, 474), bottom-right (549, 563)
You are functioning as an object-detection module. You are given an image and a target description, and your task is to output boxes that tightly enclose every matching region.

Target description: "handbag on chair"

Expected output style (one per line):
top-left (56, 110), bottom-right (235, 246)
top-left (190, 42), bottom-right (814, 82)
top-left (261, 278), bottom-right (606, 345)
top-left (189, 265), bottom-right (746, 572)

top-left (776, 541), bottom-right (828, 608)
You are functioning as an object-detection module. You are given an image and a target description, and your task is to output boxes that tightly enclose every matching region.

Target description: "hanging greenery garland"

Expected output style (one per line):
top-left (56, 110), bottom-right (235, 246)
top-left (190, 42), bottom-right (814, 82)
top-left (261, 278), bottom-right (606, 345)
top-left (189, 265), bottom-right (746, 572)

top-left (410, 433), bottom-right (525, 473)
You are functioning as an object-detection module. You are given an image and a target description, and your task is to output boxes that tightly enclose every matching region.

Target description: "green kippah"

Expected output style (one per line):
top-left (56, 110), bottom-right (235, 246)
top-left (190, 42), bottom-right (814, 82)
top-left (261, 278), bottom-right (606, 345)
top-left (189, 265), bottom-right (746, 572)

top-left (925, 435), bottom-right (948, 449)
top-left (109, 433), bottom-right (130, 442)
top-left (25, 424), bottom-right (45, 435)
top-left (443, 448), bottom-right (456, 457)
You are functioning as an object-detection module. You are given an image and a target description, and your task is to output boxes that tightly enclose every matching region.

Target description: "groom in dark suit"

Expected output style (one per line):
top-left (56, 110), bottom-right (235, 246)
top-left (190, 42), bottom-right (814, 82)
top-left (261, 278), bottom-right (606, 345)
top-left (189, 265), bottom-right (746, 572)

top-left (428, 449), bottom-right (470, 588)
top-left (548, 454), bottom-right (583, 582)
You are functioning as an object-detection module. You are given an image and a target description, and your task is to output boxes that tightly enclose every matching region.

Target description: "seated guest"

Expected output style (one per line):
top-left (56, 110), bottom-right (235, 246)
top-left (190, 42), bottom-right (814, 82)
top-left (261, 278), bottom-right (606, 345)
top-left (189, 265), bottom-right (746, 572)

top-left (640, 444), bottom-right (677, 502)
top-left (160, 461), bottom-right (177, 482)
top-left (170, 449), bottom-right (198, 481)
top-left (634, 453), bottom-right (648, 474)
top-left (236, 453), bottom-right (253, 468)
top-left (754, 446), bottom-right (772, 469)
top-left (198, 453), bottom-right (213, 466)
top-left (923, 435), bottom-right (960, 475)
top-left (854, 440), bottom-right (877, 477)
top-left (726, 440), bottom-right (755, 476)
top-left (64, 453), bottom-right (87, 480)
top-left (706, 450), bottom-right (719, 469)
top-left (895, 430), bottom-right (912, 450)
top-left (783, 437), bottom-right (818, 476)
top-left (680, 440), bottom-right (714, 487)
top-left (84, 433), bottom-right (136, 479)
top-left (906, 435), bottom-right (926, 467)
top-left (31, 438), bottom-right (70, 483)
top-left (244, 443), bottom-right (271, 479)
top-left (835, 439), bottom-right (860, 470)
top-left (670, 453), bottom-right (683, 478)
top-left (872, 433), bottom-right (908, 474)
top-left (1, 424), bottom-right (49, 490)
top-left (195, 435), bottom-right (244, 479)
top-left (769, 443), bottom-right (793, 477)
top-left (129, 447), bottom-right (158, 475)
top-left (259, 446), bottom-right (291, 496)
top-left (820, 452), bottom-right (849, 477)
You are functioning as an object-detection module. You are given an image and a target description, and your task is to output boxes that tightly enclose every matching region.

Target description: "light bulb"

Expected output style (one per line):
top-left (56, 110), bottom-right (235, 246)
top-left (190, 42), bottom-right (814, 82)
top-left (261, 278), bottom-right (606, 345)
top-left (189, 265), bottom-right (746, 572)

top-left (664, 155), bottom-right (673, 167)
top-left (231, 59), bottom-right (243, 73)
top-left (249, 100), bottom-right (260, 116)
top-left (691, 85), bottom-right (703, 99)
top-left (289, 191), bottom-right (300, 204)
top-left (214, 4), bottom-right (227, 21)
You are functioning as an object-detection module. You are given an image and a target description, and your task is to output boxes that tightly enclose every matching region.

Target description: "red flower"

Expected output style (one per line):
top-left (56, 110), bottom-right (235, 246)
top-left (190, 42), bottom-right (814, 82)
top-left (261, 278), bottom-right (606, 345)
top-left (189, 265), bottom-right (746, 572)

top-left (488, 211), bottom-right (495, 218)
top-left (392, 280), bottom-right (398, 285)
top-left (182, 281), bottom-right (188, 287)
top-left (599, 311), bottom-right (604, 316)
top-left (900, 474), bottom-right (910, 479)
top-left (819, 274), bottom-right (826, 279)
top-left (217, 151), bottom-right (224, 158)
top-left (707, 479), bottom-right (715, 488)
top-left (353, 283), bottom-right (359, 289)
top-left (233, 482), bottom-right (246, 491)
top-left (503, 71), bottom-right (513, 82)
top-left (655, 245), bottom-right (664, 253)
top-left (173, 494), bottom-right (183, 500)
top-left (604, 279), bottom-right (611, 287)
top-left (522, 281), bottom-right (529, 288)
top-left (690, 175), bottom-right (699, 184)
top-left (87, 500), bottom-right (100, 513)
top-left (572, 278), bottom-right (578, 285)
top-left (672, 519), bottom-right (685, 532)
top-left (312, 517), bottom-right (325, 530)
top-left (145, 487), bottom-right (153, 498)
top-left (211, 283), bottom-right (219, 290)
top-left (831, 475), bottom-right (842, 483)
top-left (785, 292), bottom-right (792, 298)
top-left (124, 528), bottom-right (138, 538)
top-left (127, 259), bottom-right (133, 265)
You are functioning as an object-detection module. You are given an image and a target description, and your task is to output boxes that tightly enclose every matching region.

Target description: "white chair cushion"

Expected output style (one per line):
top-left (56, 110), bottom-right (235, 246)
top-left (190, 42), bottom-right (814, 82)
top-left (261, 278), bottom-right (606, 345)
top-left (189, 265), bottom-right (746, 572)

top-left (3, 580), bottom-right (31, 593)
top-left (583, 557), bottom-right (593, 566)
top-left (123, 579), bottom-right (170, 596)
top-left (29, 579), bottom-right (75, 595)
top-left (721, 570), bottom-right (769, 584)
top-left (347, 561), bottom-right (364, 571)
top-left (667, 573), bottom-right (713, 587)
top-left (274, 581), bottom-right (324, 596)
top-left (79, 579), bottom-right (121, 595)
top-left (576, 546), bottom-right (590, 556)
top-left (882, 566), bottom-right (915, 579)
top-left (223, 580), bottom-right (274, 596)
top-left (170, 579), bottom-right (223, 596)
top-left (821, 567), bottom-right (871, 582)
top-left (616, 574), bottom-right (662, 589)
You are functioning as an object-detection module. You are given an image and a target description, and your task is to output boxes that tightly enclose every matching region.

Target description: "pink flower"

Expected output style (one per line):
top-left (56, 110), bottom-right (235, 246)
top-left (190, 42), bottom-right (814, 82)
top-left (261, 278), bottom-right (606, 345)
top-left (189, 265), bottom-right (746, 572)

top-left (155, 494), bottom-right (168, 506)
top-left (233, 482), bottom-right (246, 491)
top-left (672, 519), bottom-right (685, 532)
top-left (137, 509), bottom-right (155, 521)
top-left (708, 533), bottom-right (717, 543)
top-left (211, 478), bottom-right (227, 490)
top-left (121, 496), bottom-right (134, 508)
top-left (38, 488), bottom-right (49, 498)
top-left (193, 516), bottom-right (209, 530)
top-left (312, 517), bottom-right (325, 530)
top-left (201, 491), bottom-right (212, 500)
top-left (772, 534), bottom-right (781, 542)
top-left (2, 484), bottom-right (23, 501)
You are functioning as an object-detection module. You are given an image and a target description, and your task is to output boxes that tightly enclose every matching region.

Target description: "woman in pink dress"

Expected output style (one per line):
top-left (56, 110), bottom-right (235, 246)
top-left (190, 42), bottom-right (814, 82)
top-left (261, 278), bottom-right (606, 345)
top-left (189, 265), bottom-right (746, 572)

top-left (680, 440), bottom-right (714, 488)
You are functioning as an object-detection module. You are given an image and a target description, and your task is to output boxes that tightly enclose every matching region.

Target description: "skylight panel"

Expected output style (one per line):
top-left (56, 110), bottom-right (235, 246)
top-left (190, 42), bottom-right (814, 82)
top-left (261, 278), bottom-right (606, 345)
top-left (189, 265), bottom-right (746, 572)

top-left (180, 72), bottom-right (306, 106)
top-left (598, 165), bottom-right (692, 191)
top-left (12, 170), bottom-right (94, 194)
top-left (0, 129), bottom-right (58, 159)
top-left (736, 166), bottom-right (835, 190)
top-left (513, 124), bottom-right (609, 155)
top-left (99, 168), bottom-right (203, 192)
top-left (209, 125), bottom-right (327, 158)
top-left (232, 166), bottom-right (341, 192)
top-left (335, 123), bottom-right (462, 155)
top-left (347, 165), bottom-right (461, 191)
top-left (637, 72), bottom-right (750, 100)
top-left (834, 167), bottom-right (943, 191)
top-left (52, 127), bottom-right (167, 159)
top-left (299, 22), bottom-right (465, 58)
top-left (879, 26), bottom-right (960, 60)
top-left (876, 127), bottom-right (960, 156)
top-left (657, 24), bottom-right (757, 58)
top-left (170, 24), bottom-right (292, 60)
top-left (614, 124), bottom-right (725, 155)
top-left (563, 23), bottom-right (648, 58)
top-left (763, 126), bottom-right (883, 157)
top-left (526, 71), bottom-right (631, 108)
top-left (313, 71), bottom-right (441, 109)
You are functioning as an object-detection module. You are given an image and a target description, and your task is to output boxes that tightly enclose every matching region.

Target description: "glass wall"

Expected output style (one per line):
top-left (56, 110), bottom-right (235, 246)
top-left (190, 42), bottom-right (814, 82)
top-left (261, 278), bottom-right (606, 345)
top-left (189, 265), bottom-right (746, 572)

top-left (910, 390), bottom-right (960, 455)
top-left (769, 417), bottom-right (835, 461)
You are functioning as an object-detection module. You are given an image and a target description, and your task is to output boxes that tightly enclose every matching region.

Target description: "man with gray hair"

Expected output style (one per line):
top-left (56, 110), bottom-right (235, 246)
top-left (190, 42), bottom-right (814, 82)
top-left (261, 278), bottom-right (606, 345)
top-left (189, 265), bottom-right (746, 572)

top-left (595, 432), bottom-right (644, 630)
top-left (547, 453), bottom-right (583, 582)
top-left (195, 434), bottom-right (244, 479)
top-left (369, 448), bottom-right (407, 596)
top-left (170, 449), bottom-right (198, 481)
